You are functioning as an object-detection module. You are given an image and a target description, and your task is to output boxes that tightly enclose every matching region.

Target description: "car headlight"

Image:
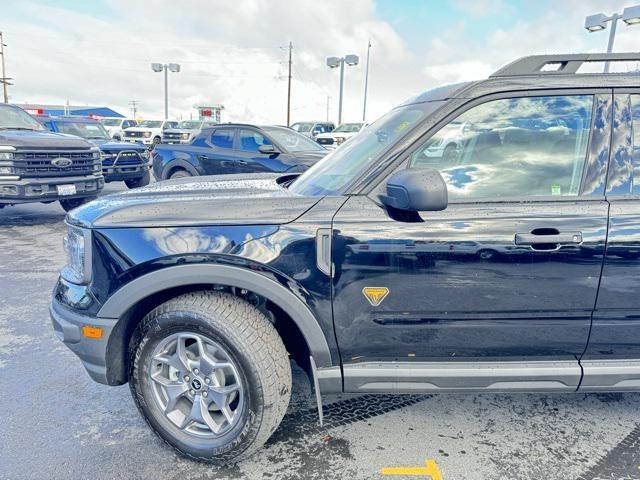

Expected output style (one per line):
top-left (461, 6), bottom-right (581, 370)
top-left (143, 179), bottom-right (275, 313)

top-left (0, 166), bottom-right (15, 175)
top-left (144, 132), bottom-right (152, 138)
top-left (61, 225), bottom-right (92, 285)
top-left (140, 149), bottom-right (150, 159)
top-left (91, 148), bottom-right (100, 159)
top-left (0, 145), bottom-right (16, 160)
top-left (181, 133), bottom-right (190, 140)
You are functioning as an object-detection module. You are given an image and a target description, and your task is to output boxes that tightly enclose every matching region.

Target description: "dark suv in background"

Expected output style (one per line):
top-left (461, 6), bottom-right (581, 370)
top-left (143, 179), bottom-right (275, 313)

top-left (0, 104), bottom-right (103, 212)
top-left (51, 53), bottom-right (640, 463)
top-left (151, 123), bottom-right (328, 180)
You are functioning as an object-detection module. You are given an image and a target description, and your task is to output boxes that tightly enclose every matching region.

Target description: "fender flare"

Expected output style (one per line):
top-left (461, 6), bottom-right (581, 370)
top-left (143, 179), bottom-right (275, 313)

top-left (98, 263), bottom-right (333, 367)
top-left (162, 158), bottom-right (199, 179)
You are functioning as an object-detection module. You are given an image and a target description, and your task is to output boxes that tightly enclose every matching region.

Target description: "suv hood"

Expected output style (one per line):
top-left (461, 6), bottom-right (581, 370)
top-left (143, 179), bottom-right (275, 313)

top-left (68, 173), bottom-right (319, 228)
top-left (125, 126), bottom-right (160, 133)
top-left (288, 150), bottom-right (327, 166)
top-left (0, 130), bottom-right (93, 149)
top-left (164, 128), bottom-right (199, 134)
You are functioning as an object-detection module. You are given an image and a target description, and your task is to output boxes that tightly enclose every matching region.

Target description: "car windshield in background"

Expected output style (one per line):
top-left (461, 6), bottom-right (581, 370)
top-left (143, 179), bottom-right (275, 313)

top-left (0, 106), bottom-right (45, 130)
top-left (100, 119), bottom-right (121, 126)
top-left (177, 121), bottom-right (202, 129)
top-left (289, 101), bottom-right (444, 196)
top-left (334, 123), bottom-right (364, 133)
top-left (290, 122), bottom-right (313, 133)
top-left (56, 122), bottom-right (110, 139)
top-left (264, 127), bottom-right (325, 152)
top-left (138, 120), bottom-right (163, 128)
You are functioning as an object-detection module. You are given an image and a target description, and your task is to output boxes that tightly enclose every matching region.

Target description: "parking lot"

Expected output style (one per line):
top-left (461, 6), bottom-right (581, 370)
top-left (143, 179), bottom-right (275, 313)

top-left (0, 182), bottom-right (638, 480)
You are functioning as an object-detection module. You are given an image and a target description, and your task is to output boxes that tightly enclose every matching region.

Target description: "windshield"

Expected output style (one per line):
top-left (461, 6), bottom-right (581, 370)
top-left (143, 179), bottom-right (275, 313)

top-left (0, 106), bottom-right (44, 131)
top-left (289, 101), bottom-right (444, 196)
top-left (56, 121), bottom-right (110, 139)
top-left (138, 120), bottom-right (162, 128)
top-left (177, 120), bottom-right (202, 129)
top-left (100, 118), bottom-right (121, 127)
top-left (264, 127), bottom-right (325, 152)
top-left (334, 123), bottom-right (364, 133)
top-left (290, 122), bottom-right (313, 133)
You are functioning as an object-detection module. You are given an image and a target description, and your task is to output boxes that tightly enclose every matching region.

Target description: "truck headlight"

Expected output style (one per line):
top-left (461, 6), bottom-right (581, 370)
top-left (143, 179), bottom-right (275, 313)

top-left (61, 225), bottom-right (92, 284)
top-left (0, 145), bottom-right (16, 160)
top-left (181, 133), bottom-right (190, 140)
top-left (0, 166), bottom-right (15, 175)
top-left (144, 132), bottom-right (152, 138)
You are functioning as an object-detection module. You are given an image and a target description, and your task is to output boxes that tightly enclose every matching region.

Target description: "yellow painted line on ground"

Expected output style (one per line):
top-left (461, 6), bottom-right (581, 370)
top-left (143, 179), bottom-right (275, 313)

top-left (381, 459), bottom-right (443, 479)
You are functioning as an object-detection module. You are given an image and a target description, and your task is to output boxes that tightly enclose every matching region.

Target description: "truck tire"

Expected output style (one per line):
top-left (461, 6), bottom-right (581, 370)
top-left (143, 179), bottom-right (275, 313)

top-left (125, 169), bottom-right (151, 189)
top-left (59, 196), bottom-right (96, 212)
top-left (129, 291), bottom-right (292, 463)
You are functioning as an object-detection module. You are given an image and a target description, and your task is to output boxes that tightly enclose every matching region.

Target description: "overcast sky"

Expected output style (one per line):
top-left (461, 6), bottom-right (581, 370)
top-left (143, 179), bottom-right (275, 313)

top-left (3, 0), bottom-right (640, 124)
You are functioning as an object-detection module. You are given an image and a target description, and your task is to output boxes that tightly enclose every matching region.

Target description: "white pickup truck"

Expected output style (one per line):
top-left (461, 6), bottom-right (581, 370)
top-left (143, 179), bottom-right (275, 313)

top-left (122, 120), bottom-right (178, 147)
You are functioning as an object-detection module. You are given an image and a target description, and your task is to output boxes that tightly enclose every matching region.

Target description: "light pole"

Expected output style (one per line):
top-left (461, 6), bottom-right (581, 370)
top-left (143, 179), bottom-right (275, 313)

top-left (151, 63), bottom-right (181, 119)
top-left (585, 5), bottom-right (640, 72)
top-left (362, 39), bottom-right (371, 122)
top-left (326, 54), bottom-right (359, 125)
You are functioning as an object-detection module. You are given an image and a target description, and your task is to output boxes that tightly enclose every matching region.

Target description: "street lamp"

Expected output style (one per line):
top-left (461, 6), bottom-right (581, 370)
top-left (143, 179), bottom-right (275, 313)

top-left (584, 5), bottom-right (640, 72)
top-left (326, 54), bottom-right (359, 125)
top-left (151, 62), bottom-right (180, 119)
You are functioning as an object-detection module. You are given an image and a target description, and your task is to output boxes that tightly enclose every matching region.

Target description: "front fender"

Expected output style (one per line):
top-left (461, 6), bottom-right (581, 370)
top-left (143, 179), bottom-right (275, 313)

top-left (98, 263), bottom-right (334, 368)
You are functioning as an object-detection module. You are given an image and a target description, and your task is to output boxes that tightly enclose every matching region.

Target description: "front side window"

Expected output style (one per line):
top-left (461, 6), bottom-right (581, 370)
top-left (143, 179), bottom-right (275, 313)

top-left (210, 129), bottom-right (234, 149)
top-left (56, 121), bottom-right (110, 139)
top-left (409, 95), bottom-right (594, 200)
top-left (239, 129), bottom-right (271, 152)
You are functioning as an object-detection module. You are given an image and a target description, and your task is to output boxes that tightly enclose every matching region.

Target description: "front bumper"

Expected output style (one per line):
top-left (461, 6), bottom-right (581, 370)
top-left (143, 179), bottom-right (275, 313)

top-left (0, 174), bottom-right (104, 205)
top-left (103, 164), bottom-right (150, 182)
top-left (50, 295), bottom-right (116, 385)
top-left (122, 137), bottom-right (153, 146)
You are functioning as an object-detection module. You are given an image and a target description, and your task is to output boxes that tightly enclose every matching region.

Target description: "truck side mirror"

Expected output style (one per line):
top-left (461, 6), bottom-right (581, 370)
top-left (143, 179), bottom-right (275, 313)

top-left (258, 144), bottom-right (278, 155)
top-left (381, 168), bottom-right (448, 212)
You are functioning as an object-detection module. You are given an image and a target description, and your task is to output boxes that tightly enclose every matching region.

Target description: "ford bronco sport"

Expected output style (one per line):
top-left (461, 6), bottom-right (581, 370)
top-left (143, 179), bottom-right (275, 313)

top-left (0, 104), bottom-right (103, 212)
top-left (50, 53), bottom-right (640, 462)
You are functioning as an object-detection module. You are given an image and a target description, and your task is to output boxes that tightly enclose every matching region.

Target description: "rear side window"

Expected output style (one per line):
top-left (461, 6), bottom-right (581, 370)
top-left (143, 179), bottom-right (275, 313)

top-left (239, 129), bottom-right (272, 152)
top-left (210, 129), bottom-right (234, 149)
top-left (409, 95), bottom-right (594, 200)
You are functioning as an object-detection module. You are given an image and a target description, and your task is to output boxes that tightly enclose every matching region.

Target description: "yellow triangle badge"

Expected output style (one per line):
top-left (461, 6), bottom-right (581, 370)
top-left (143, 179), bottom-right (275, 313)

top-left (362, 287), bottom-right (389, 307)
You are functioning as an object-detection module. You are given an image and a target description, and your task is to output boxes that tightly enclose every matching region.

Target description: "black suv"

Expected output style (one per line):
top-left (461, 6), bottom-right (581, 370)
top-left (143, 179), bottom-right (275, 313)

top-left (51, 53), bottom-right (640, 463)
top-left (0, 104), bottom-right (103, 211)
top-left (151, 124), bottom-right (328, 180)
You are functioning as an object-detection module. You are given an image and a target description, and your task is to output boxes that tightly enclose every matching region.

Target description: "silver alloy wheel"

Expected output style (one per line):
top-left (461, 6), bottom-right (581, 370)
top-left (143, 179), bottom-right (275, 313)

top-left (148, 332), bottom-right (245, 438)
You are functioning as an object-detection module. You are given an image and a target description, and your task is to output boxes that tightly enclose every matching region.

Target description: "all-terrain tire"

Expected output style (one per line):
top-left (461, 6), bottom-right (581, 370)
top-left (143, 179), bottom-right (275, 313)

top-left (59, 196), bottom-right (96, 212)
top-left (125, 169), bottom-right (151, 189)
top-left (129, 291), bottom-right (292, 464)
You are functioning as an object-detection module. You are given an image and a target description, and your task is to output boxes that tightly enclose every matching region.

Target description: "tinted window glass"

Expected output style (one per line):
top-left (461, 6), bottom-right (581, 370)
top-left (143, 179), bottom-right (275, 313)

top-left (210, 129), bottom-right (234, 149)
top-left (239, 129), bottom-right (271, 152)
top-left (409, 95), bottom-right (593, 200)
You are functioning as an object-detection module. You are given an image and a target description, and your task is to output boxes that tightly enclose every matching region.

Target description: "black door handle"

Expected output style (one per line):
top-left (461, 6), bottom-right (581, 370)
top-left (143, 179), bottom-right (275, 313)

top-left (237, 160), bottom-right (248, 165)
top-left (515, 229), bottom-right (582, 247)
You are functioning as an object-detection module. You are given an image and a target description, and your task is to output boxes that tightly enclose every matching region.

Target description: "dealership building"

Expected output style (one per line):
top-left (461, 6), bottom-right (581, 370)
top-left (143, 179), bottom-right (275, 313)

top-left (18, 104), bottom-right (124, 118)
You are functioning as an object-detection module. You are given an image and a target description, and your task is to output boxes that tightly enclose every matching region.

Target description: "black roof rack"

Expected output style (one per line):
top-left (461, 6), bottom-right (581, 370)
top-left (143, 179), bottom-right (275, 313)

top-left (490, 53), bottom-right (640, 77)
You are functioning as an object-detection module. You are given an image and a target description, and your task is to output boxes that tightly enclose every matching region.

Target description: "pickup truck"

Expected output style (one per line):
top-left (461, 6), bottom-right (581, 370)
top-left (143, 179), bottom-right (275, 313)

top-left (51, 52), bottom-right (640, 463)
top-left (40, 116), bottom-right (151, 189)
top-left (161, 119), bottom-right (217, 144)
top-left (122, 120), bottom-right (178, 148)
top-left (0, 104), bottom-right (103, 212)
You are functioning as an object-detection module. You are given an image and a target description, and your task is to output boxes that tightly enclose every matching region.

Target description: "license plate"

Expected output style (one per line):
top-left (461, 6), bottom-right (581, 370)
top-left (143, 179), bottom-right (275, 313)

top-left (56, 184), bottom-right (77, 196)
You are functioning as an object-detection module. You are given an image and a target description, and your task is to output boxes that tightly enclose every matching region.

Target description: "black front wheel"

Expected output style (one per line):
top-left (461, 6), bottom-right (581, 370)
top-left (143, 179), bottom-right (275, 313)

top-left (125, 169), bottom-right (151, 189)
top-left (59, 196), bottom-right (96, 212)
top-left (129, 292), bottom-right (292, 463)
top-left (169, 169), bottom-right (191, 180)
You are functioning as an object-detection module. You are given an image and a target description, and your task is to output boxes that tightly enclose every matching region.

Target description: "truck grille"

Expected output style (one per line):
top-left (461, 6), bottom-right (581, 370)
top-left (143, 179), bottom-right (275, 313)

top-left (13, 150), bottom-right (98, 178)
top-left (163, 132), bottom-right (181, 141)
top-left (317, 137), bottom-right (334, 145)
top-left (101, 151), bottom-right (145, 166)
top-left (125, 131), bottom-right (144, 138)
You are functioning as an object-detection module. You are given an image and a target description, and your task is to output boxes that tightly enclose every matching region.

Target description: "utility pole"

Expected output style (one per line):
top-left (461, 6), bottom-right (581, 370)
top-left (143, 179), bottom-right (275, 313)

top-left (326, 95), bottom-right (331, 121)
top-left (362, 39), bottom-right (371, 121)
top-left (0, 32), bottom-right (9, 103)
top-left (286, 41), bottom-right (292, 126)
top-left (129, 100), bottom-right (139, 119)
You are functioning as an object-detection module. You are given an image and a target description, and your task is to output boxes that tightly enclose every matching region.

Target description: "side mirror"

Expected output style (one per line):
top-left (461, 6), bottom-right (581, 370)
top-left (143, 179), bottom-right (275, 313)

top-left (381, 168), bottom-right (448, 212)
top-left (258, 144), bottom-right (278, 155)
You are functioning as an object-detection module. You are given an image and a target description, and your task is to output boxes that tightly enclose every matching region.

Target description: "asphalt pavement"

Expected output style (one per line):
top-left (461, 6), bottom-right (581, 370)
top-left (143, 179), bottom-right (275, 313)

top-left (1, 181), bottom-right (639, 480)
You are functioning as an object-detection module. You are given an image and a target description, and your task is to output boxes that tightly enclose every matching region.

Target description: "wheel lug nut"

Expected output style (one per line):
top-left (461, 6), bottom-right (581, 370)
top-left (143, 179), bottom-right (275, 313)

top-left (193, 368), bottom-right (199, 375)
top-left (184, 375), bottom-right (190, 382)
top-left (205, 378), bottom-right (210, 384)
top-left (189, 389), bottom-right (195, 395)
top-left (202, 391), bottom-right (208, 398)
